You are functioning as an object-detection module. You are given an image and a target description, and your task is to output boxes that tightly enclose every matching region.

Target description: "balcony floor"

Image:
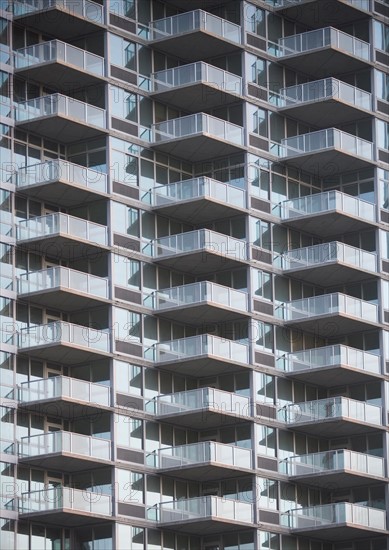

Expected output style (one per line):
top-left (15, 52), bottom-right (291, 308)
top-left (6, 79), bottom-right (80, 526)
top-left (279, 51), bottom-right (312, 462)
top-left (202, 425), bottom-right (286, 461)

top-left (19, 341), bottom-right (111, 365)
top-left (19, 509), bottom-right (113, 527)
top-left (280, 147), bottom-right (374, 176)
top-left (285, 364), bottom-right (382, 386)
top-left (155, 354), bottom-right (249, 377)
top-left (18, 397), bottom-right (110, 421)
top-left (151, 83), bottom-right (241, 112)
top-left (18, 287), bottom-right (109, 312)
top-left (16, 178), bottom-right (108, 207)
top-left (153, 250), bottom-right (247, 276)
top-left (284, 312), bottom-right (379, 336)
top-left (278, 98), bottom-right (372, 127)
top-left (289, 469), bottom-right (386, 490)
top-left (287, 417), bottom-right (382, 437)
top-left (283, 262), bottom-right (378, 287)
top-left (159, 516), bottom-right (253, 535)
top-left (17, 234), bottom-right (109, 261)
top-left (16, 114), bottom-right (107, 144)
top-left (289, 523), bottom-right (387, 542)
top-left (159, 462), bottom-right (252, 481)
top-left (153, 196), bottom-right (247, 224)
top-left (156, 407), bottom-right (251, 429)
top-left (276, 0), bottom-right (371, 29)
top-left (154, 301), bottom-right (250, 325)
top-left (281, 210), bottom-right (376, 238)
top-left (19, 452), bottom-right (112, 473)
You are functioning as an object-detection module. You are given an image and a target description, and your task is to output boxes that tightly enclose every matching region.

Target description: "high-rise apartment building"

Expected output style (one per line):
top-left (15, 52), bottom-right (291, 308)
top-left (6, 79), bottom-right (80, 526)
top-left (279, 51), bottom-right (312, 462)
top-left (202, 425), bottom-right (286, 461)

top-left (0, 0), bottom-right (388, 548)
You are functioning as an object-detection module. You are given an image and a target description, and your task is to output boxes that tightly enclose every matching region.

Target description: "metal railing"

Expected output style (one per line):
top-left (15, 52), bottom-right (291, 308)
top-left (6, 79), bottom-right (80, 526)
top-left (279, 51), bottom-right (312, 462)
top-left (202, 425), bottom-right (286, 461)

top-left (19, 375), bottom-right (110, 406)
top-left (16, 212), bottom-right (108, 245)
top-left (15, 93), bottom-right (106, 129)
top-left (152, 113), bottom-right (244, 146)
top-left (14, 39), bottom-right (104, 75)
top-left (149, 9), bottom-right (241, 44)
top-left (17, 487), bottom-right (112, 516)
top-left (13, 0), bottom-right (105, 24)
top-left (20, 431), bottom-right (112, 461)
top-left (145, 334), bottom-right (249, 365)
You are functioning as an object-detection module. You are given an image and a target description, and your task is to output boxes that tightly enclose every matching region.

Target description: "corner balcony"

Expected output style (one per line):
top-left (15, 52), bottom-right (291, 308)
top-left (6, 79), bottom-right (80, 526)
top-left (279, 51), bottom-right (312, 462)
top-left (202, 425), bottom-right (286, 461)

top-left (151, 62), bottom-right (242, 112)
top-left (18, 321), bottom-right (111, 364)
top-left (276, 27), bottom-right (371, 78)
top-left (149, 10), bottom-right (242, 61)
top-left (13, 160), bottom-right (108, 207)
top-left (145, 282), bottom-right (249, 324)
top-left (278, 78), bottom-right (372, 126)
top-left (280, 396), bottom-right (382, 437)
top-left (279, 190), bottom-right (376, 237)
top-left (16, 487), bottom-right (113, 526)
top-left (147, 442), bottom-right (252, 481)
top-left (19, 431), bottom-right (112, 472)
top-left (151, 113), bottom-right (245, 162)
top-left (15, 94), bottom-right (107, 143)
top-left (150, 496), bottom-right (253, 534)
top-left (18, 267), bottom-right (109, 311)
top-left (13, 0), bottom-right (105, 40)
top-left (16, 213), bottom-right (109, 260)
top-left (147, 387), bottom-right (252, 429)
top-left (281, 503), bottom-right (387, 541)
top-left (18, 375), bottom-right (111, 418)
top-left (281, 449), bottom-right (386, 489)
top-left (279, 129), bottom-right (374, 176)
top-left (149, 177), bottom-right (247, 224)
top-left (14, 40), bottom-right (105, 92)
top-left (280, 242), bottom-right (378, 286)
top-left (145, 229), bottom-right (248, 275)
top-left (145, 334), bottom-right (249, 376)
top-left (280, 293), bottom-right (379, 335)
top-left (279, 345), bottom-right (381, 386)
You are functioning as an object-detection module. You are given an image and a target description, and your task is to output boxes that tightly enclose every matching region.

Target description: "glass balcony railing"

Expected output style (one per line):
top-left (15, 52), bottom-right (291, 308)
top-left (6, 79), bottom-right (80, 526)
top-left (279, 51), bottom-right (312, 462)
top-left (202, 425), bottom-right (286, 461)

top-left (20, 431), bottom-right (111, 461)
top-left (280, 190), bottom-right (375, 222)
top-left (152, 62), bottom-right (242, 95)
top-left (152, 113), bottom-right (244, 146)
top-left (277, 27), bottom-right (371, 61)
top-left (18, 322), bottom-right (111, 354)
top-left (14, 159), bottom-right (107, 194)
top-left (16, 213), bottom-right (108, 245)
top-left (19, 375), bottom-right (111, 407)
top-left (149, 177), bottom-right (246, 209)
top-left (147, 387), bottom-right (251, 418)
top-left (281, 242), bottom-right (377, 273)
top-left (17, 487), bottom-right (112, 516)
top-left (280, 396), bottom-right (382, 426)
top-left (280, 293), bottom-right (379, 324)
top-left (145, 334), bottom-right (249, 365)
top-left (14, 40), bottom-right (104, 75)
top-left (150, 496), bottom-right (253, 524)
top-left (281, 449), bottom-right (385, 478)
top-left (18, 267), bottom-right (109, 299)
top-left (279, 128), bottom-right (373, 160)
top-left (149, 10), bottom-right (241, 44)
top-left (145, 281), bottom-right (248, 313)
top-left (147, 441), bottom-right (252, 470)
top-left (13, 0), bottom-right (105, 24)
top-left (15, 93), bottom-right (106, 128)
top-left (282, 503), bottom-right (386, 531)
top-left (279, 345), bottom-right (381, 375)
top-left (268, 0), bottom-right (371, 12)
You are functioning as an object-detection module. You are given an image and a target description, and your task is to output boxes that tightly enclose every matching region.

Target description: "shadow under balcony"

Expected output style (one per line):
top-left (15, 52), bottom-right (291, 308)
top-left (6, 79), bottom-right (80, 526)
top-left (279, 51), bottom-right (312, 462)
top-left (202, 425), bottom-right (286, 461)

top-left (15, 94), bottom-right (107, 143)
top-left (19, 431), bottom-right (112, 472)
top-left (151, 113), bottom-right (245, 162)
top-left (147, 387), bottom-right (252, 429)
top-left (279, 190), bottom-right (376, 237)
top-left (147, 441), bottom-right (253, 481)
top-left (145, 334), bottom-right (250, 377)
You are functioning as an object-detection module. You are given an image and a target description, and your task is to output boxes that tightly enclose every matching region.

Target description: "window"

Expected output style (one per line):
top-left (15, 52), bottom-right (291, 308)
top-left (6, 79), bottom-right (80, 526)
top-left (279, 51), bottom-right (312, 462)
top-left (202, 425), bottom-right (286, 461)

top-left (254, 321), bottom-right (273, 352)
top-left (110, 86), bottom-right (138, 122)
top-left (115, 415), bottom-right (143, 449)
top-left (114, 307), bottom-right (141, 342)
top-left (251, 218), bottom-right (271, 250)
top-left (374, 21), bottom-right (389, 53)
top-left (255, 372), bottom-right (275, 403)
top-left (257, 425), bottom-right (276, 457)
top-left (253, 269), bottom-right (272, 300)
top-left (117, 470), bottom-right (144, 503)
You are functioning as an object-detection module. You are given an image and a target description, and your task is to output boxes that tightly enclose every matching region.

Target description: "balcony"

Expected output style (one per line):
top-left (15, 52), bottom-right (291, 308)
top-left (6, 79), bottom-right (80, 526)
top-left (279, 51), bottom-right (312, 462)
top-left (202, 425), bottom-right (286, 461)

top-left (18, 321), bottom-right (111, 364)
top-left (18, 375), bottom-right (111, 418)
top-left (149, 10), bottom-right (242, 61)
top-left (279, 128), bottom-right (374, 176)
top-left (278, 78), bottom-right (372, 126)
top-left (281, 503), bottom-right (387, 541)
top-left (151, 113), bottom-right (245, 162)
top-left (15, 94), bottom-right (107, 143)
top-left (145, 282), bottom-right (249, 324)
top-left (13, 160), bottom-right (108, 207)
top-left (276, 27), bottom-right (371, 78)
top-left (279, 190), bottom-right (376, 237)
top-left (280, 242), bottom-right (378, 286)
top-left (151, 62), bottom-right (242, 111)
top-left (150, 496), bottom-right (253, 534)
top-left (149, 177), bottom-right (247, 224)
top-left (14, 40), bottom-right (105, 92)
top-left (281, 449), bottom-right (386, 489)
top-left (13, 0), bottom-right (105, 39)
top-left (145, 229), bottom-right (248, 275)
top-left (147, 442), bottom-right (252, 481)
top-left (280, 293), bottom-right (379, 335)
top-left (145, 334), bottom-right (250, 377)
top-left (19, 431), bottom-right (112, 471)
top-left (271, 1), bottom-right (371, 28)
top-left (16, 213), bottom-right (109, 260)
top-left (279, 345), bottom-right (382, 386)
top-left (147, 387), bottom-right (252, 429)
top-left (280, 396), bottom-right (382, 437)
top-left (16, 487), bottom-right (112, 526)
